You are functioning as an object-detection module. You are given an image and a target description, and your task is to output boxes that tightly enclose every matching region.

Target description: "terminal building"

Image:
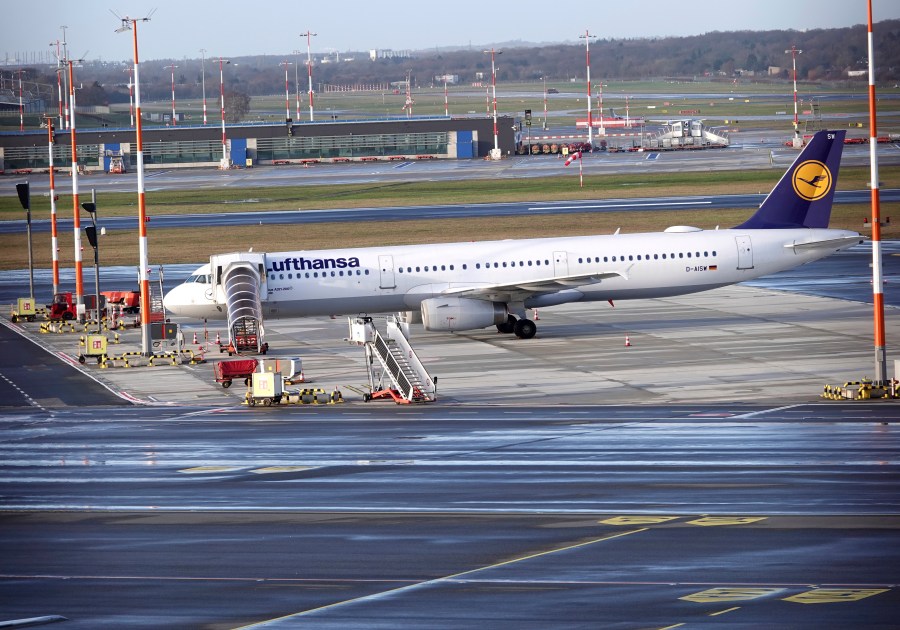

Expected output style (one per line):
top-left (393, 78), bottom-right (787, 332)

top-left (0, 115), bottom-right (516, 172)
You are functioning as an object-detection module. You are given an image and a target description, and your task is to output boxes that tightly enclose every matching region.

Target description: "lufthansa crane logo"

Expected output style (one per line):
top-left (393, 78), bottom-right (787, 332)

top-left (792, 160), bottom-right (833, 202)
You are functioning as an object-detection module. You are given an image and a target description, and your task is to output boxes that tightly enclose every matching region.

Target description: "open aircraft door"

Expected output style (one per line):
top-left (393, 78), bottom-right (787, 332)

top-left (735, 235), bottom-right (754, 269)
top-left (379, 255), bottom-right (396, 289)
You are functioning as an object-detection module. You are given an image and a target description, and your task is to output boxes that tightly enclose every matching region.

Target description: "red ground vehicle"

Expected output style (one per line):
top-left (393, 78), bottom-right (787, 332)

top-left (214, 358), bottom-right (259, 388)
top-left (102, 290), bottom-right (141, 313)
top-left (48, 292), bottom-right (104, 321)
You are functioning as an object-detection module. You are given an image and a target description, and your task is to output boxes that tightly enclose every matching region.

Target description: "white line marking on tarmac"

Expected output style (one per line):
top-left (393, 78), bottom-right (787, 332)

top-left (233, 528), bottom-right (648, 627)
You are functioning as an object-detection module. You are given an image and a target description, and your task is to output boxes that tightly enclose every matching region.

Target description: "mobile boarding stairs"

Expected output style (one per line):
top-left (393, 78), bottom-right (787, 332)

top-left (349, 316), bottom-right (437, 404)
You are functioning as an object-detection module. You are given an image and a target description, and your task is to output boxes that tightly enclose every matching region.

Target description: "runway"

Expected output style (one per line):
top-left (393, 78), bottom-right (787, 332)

top-left (2, 189), bottom-right (898, 235)
top-left (1, 403), bottom-right (898, 628)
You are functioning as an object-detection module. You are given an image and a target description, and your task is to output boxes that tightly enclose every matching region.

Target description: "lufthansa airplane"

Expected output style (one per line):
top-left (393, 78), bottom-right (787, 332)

top-left (163, 130), bottom-right (862, 340)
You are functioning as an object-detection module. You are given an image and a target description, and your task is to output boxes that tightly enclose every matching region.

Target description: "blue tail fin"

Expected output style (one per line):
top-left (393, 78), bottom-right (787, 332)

top-left (735, 130), bottom-right (845, 229)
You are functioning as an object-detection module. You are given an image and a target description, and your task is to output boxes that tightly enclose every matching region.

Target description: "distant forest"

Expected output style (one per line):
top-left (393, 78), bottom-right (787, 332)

top-left (15, 20), bottom-right (900, 107)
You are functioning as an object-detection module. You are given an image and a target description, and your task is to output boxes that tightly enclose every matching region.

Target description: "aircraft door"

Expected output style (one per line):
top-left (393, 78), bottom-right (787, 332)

top-left (553, 251), bottom-right (569, 276)
top-left (378, 254), bottom-right (396, 289)
top-left (735, 235), bottom-right (754, 269)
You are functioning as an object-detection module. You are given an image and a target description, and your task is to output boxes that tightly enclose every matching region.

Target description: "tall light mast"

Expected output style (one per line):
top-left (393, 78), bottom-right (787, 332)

top-left (60, 26), bottom-right (69, 130)
top-left (866, 0), bottom-right (887, 382)
top-left (292, 49), bottom-right (302, 120)
top-left (200, 48), bottom-right (208, 124)
top-left (45, 116), bottom-right (60, 296)
top-left (167, 63), bottom-right (178, 125)
top-left (785, 45), bottom-right (802, 144)
top-left (116, 13), bottom-right (154, 355)
top-left (16, 69), bottom-right (25, 132)
top-left (51, 41), bottom-right (63, 130)
top-left (483, 48), bottom-right (502, 155)
top-left (301, 30), bottom-right (317, 121)
top-left (67, 57), bottom-right (84, 315)
top-left (580, 30), bottom-right (597, 149)
top-left (280, 60), bottom-right (293, 120)
top-left (541, 75), bottom-right (548, 130)
top-left (216, 58), bottom-right (230, 168)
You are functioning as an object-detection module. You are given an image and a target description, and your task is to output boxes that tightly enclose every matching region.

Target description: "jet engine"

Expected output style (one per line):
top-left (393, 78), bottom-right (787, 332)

top-left (421, 297), bottom-right (508, 332)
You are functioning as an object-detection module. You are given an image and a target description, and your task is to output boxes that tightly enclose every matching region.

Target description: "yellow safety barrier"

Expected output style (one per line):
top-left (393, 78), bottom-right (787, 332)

top-left (822, 378), bottom-right (897, 400)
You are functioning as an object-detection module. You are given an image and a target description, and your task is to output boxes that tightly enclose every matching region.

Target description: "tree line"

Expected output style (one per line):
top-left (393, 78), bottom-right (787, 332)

top-left (12, 20), bottom-right (900, 112)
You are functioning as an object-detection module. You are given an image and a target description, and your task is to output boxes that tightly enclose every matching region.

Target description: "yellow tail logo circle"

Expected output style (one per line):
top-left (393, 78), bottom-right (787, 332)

top-left (792, 160), bottom-right (832, 201)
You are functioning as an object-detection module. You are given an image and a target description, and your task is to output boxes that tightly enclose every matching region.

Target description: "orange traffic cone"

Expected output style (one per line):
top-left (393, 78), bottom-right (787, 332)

top-left (215, 331), bottom-right (221, 345)
top-left (192, 331), bottom-right (198, 344)
top-left (533, 309), bottom-right (540, 321)
top-left (624, 334), bottom-right (632, 347)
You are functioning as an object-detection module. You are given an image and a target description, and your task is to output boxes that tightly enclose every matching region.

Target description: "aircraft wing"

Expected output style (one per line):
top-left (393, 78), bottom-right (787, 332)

top-left (442, 270), bottom-right (627, 301)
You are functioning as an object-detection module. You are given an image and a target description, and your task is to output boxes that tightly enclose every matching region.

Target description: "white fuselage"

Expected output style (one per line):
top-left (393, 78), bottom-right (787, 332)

top-left (163, 226), bottom-right (861, 323)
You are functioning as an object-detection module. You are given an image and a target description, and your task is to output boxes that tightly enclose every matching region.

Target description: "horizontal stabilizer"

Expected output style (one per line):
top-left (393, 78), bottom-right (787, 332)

top-left (785, 235), bottom-right (864, 251)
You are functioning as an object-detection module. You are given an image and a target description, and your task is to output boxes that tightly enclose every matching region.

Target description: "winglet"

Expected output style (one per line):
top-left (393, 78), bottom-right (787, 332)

top-left (735, 130), bottom-right (846, 229)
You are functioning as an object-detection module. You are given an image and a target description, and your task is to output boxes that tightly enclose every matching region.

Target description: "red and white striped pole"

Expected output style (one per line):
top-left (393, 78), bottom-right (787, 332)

top-left (17, 69), bottom-right (24, 132)
top-left (303, 30), bottom-right (317, 122)
top-left (68, 59), bottom-right (84, 314)
top-left (52, 40), bottom-right (63, 131)
top-left (217, 58), bottom-right (229, 168)
top-left (168, 63), bottom-right (177, 126)
top-left (866, 0), bottom-right (887, 382)
top-left (444, 77), bottom-right (448, 117)
top-left (200, 48), bottom-right (208, 125)
top-left (118, 16), bottom-right (153, 355)
top-left (281, 60), bottom-right (292, 119)
top-left (46, 118), bottom-right (60, 296)
top-left (134, 21), bottom-right (152, 355)
top-left (580, 30), bottom-right (596, 149)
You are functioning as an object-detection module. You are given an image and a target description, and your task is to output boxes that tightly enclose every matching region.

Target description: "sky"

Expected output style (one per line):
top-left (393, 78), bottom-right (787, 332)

top-left (3, 0), bottom-right (900, 64)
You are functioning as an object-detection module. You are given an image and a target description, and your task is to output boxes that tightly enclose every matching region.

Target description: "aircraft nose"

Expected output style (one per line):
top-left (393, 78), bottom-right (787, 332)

top-left (162, 285), bottom-right (187, 314)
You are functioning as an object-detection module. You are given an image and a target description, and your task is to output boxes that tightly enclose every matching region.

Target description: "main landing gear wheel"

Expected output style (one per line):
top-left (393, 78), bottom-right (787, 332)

top-left (513, 318), bottom-right (537, 339)
top-left (496, 314), bottom-right (516, 334)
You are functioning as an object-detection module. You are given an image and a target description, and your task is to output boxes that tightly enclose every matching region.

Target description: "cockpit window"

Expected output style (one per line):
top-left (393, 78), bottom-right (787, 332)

top-left (185, 274), bottom-right (211, 284)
